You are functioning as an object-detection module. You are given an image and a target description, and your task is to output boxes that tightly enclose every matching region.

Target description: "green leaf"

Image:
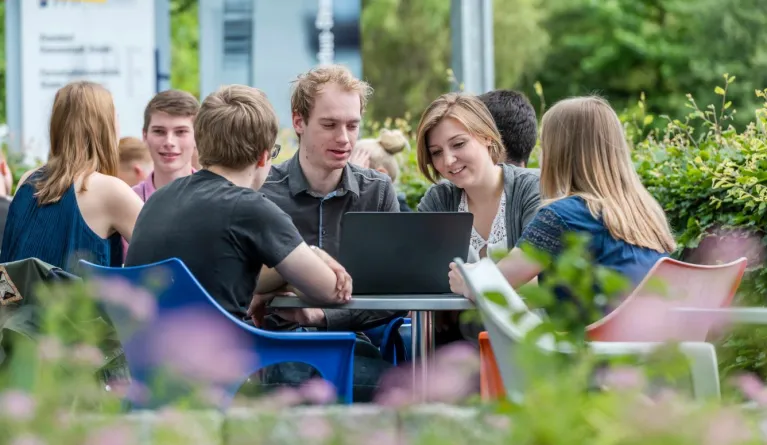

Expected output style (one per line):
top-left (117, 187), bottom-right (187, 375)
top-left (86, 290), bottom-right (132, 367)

top-left (643, 115), bottom-right (654, 126)
top-left (715, 86), bottom-right (726, 96)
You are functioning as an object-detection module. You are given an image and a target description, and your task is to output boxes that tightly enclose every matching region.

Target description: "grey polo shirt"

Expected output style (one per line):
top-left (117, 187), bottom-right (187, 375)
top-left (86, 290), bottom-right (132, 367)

top-left (261, 153), bottom-right (404, 332)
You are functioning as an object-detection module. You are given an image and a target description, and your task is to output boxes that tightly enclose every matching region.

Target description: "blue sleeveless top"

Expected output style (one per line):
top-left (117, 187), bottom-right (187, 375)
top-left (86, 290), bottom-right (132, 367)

top-left (0, 171), bottom-right (122, 274)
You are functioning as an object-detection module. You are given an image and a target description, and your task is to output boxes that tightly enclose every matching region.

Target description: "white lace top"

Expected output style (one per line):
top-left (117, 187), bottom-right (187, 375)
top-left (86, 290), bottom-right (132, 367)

top-left (458, 191), bottom-right (508, 263)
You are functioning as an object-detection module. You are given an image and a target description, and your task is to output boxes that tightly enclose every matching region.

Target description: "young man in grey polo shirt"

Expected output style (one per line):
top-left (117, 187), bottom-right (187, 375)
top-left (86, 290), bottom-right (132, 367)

top-left (259, 64), bottom-right (405, 402)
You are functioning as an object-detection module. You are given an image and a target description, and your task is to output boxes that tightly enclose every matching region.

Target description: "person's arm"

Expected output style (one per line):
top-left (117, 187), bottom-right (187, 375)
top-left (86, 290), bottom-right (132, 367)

top-left (255, 265), bottom-right (287, 294)
top-left (320, 309), bottom-right (408, 332)
top-left (273, 242), bottom-right (348, 303)
top-left (238, 196), bottom-right (349, 303)
top-left (105, 177), bottom-right (144, 242)
top-left (449, 207), bottom-right (566, 298)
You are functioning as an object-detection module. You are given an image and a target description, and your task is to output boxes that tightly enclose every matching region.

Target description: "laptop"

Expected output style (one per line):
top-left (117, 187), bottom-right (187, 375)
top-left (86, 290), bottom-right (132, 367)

top-left (337, 212), bottom-right (473, 295)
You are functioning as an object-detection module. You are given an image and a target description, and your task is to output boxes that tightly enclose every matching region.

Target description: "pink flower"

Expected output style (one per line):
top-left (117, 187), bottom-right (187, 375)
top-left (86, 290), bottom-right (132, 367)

top-left (362, 430), bottom-right (402, 445)
top-left (298, 416), bottom-right (333, 442)
top-left (300, 378), bottom-right (337, 405)
top-left (10, 434), bottom-right (46, 445)
top-left (597, 366), bottom-right (646, 391)
top-left (0, 390), bottom-right (36, 421)
top-left (485, 415), bottom-right (511, 431)
top-left (257, 387), bottom-right (304, 410)
top-left (735, 373), bottom-right (767, 405)
top-left (94, 277), bottom-right (157, 322)
top-left (84, 424), bottom-right (137, 445)
top-left (37, 337), bottom-right (63, 362)
top-left (72, 344), bottom-right (105, 366)
top-left (704, 408), bottom-right (752, 445)
top-left (375, 341), bottom-right (479, 405)
top-left (149, 308), bottom-right (257, 386)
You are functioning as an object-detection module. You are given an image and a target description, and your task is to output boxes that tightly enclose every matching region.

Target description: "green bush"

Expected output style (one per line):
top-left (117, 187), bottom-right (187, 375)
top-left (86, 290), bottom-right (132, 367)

top-left (631, 75), bottom-right (767, 380)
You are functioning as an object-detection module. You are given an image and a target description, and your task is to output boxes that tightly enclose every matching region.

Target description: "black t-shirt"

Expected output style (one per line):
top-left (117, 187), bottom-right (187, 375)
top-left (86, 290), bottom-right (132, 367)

top-left (125, 170), bottom-right (304, 320)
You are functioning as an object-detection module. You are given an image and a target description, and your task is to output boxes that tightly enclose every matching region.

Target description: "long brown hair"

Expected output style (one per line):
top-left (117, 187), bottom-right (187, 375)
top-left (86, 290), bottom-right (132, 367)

top-left (540, 96), bottom-right (675, 253)
top-left (35, 81), bottom-right (119, 204)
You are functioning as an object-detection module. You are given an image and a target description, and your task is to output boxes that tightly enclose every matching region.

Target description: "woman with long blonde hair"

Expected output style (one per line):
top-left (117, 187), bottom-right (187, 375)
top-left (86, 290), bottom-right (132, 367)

top-left (449, 96), bottom-right (675, 309)
top-left (0, 81), bottom-right (143, 272)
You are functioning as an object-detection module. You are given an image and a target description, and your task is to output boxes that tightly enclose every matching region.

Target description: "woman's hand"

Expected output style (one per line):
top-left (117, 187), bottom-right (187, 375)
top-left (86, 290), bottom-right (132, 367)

top-left (448, 262), bottom-right (474, 301)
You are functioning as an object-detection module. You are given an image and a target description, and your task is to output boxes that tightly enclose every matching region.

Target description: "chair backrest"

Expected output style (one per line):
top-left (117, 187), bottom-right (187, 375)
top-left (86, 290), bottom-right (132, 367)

top-left (586, 257), bottom-right (748, 342)
top-left (457, 258), bottom-right (558, 401)
top-left (79, 258), bottom-right (255, 406)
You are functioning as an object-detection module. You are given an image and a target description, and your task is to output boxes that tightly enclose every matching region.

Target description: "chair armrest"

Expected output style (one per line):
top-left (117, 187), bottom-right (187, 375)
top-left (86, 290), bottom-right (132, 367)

top-left (671, 307), bottom-right (767, 326)
top-left (587, 341), bottom-right (720, 400)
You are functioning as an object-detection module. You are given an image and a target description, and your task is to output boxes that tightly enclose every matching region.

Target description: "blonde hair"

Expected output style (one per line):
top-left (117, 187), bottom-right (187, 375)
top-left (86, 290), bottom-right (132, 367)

top-left (355, 129), bottom-right (409, 182)
top-left (416, 93), bottom-right (506, 183)
top-left (291, 64), bottom-right (373, 122)
top-left (118, 137), bottom-right (151, 166)
top-left (195, 85), bottom-right (278, 170)
top-left (540, 96), bottom-right (675, 253)
top-left (36, 81), bottom-right (118, 204)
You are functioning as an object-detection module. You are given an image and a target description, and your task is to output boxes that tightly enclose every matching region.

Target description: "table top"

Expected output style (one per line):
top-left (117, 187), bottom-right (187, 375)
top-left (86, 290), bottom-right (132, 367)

top-left (269, 293), bottom-right (475, 311)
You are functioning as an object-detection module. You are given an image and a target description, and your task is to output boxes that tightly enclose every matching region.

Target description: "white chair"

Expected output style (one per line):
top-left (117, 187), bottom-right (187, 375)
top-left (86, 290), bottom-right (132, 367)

top-left (455, 258), bottom-right (721, 403)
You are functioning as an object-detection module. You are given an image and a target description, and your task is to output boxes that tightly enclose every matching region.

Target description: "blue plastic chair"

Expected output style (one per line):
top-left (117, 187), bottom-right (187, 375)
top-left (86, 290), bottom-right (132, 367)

top-left (364, 317), bottom-right (406, 364)
top-left (399, 318), bottom-right (412, 362)
top-left (79, 258), bottom-right (356, 409)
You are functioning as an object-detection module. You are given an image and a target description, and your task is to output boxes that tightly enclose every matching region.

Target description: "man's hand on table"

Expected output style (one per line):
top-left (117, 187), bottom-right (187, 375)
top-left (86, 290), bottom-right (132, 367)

top-left (310, 246), bottom-right (353, 301)
top-left (273, 307), bottom-right (327, 328)
top-left (248, 286), bottom-right (329, 328)
top-left (248, 287), bottom-right (294, 328)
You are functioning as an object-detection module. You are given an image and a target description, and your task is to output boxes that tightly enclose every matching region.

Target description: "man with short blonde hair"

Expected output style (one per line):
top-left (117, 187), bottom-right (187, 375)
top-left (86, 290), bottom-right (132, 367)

top-left (260, 65), bottom-right (404, 402)
top-left (127, 85), bottom-right (351, 324)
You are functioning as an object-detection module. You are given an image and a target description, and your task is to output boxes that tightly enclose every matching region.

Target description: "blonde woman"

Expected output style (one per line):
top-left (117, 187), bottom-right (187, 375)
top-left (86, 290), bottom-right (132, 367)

top-left (0, 81), bottom-right (143, 272)
top-left (350, 128), bottom-right (412, 211)
top-left (416, 93), bottom-right (541, 263)
top-left (449, 96), bottom-right (675, 305)
top-left (416, 93), bottom-right (541, 345)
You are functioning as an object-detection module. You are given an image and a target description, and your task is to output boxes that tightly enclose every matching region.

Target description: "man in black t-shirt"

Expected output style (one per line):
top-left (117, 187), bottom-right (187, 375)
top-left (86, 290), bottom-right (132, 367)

top-left (126, 85), bottom-right (351, 323)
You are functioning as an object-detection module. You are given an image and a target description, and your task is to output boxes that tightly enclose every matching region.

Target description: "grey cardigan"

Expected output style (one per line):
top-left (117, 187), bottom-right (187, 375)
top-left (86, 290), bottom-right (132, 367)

top-left (417, 164), bottom-right (542, 249)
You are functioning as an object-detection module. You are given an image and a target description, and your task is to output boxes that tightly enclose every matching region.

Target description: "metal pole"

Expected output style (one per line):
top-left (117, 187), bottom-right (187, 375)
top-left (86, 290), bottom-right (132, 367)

top-left (5, 0), bottom-right (22, 155)
top-left (155, 0), bottom-right (172, 92)
top-left (450, 0), bottom-right (495, 94)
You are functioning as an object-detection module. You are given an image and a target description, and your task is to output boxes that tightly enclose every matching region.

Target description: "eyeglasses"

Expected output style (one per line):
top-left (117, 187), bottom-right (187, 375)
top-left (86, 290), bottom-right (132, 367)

top-left (271, 144), bottom-right (281, 159)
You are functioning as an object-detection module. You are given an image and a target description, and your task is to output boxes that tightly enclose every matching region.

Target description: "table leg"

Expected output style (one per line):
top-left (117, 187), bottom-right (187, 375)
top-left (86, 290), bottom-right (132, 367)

top-left (411, 311), bottom-right (435, 401)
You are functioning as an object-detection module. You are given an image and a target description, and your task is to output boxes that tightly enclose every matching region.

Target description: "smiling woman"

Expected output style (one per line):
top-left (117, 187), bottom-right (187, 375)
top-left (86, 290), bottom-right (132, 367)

top-left (415, 92), bottom-right (542, 346)
top-left (416, 93), bottom-right (541, 262)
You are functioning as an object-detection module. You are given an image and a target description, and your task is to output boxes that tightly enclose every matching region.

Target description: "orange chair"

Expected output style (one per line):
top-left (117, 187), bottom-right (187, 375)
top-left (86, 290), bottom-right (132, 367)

top-left (479, 331), bottom-right (505, 400)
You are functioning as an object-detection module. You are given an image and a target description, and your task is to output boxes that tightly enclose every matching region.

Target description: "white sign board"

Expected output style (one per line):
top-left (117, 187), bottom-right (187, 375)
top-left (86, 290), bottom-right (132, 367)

top-left (20, 0), bottom-right (156, 162)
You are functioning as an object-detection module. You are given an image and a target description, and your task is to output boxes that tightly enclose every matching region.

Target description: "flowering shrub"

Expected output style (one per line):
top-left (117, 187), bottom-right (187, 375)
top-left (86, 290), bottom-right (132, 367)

top-left (0, 237), bottom-right (764, 444)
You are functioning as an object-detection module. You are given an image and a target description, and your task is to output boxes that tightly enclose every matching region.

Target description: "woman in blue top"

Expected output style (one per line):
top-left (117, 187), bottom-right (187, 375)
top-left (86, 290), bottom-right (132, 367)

top-left (0, 81), bottom-right (143, 272)
top-left (449, 96), bottom-right (675, 309)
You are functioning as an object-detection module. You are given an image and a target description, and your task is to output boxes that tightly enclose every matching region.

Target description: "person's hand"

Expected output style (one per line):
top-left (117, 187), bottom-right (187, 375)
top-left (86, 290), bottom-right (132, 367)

top-left (272, 308), bottom-right (327, 328)
top-left (448, 262), bottom-right (473, 300)
top-left (247, 288), bottom-right (295, 328)
top-left (311, 246), bottom-right (353, 301)
top-left (348, 146), bottom-right (372, 169)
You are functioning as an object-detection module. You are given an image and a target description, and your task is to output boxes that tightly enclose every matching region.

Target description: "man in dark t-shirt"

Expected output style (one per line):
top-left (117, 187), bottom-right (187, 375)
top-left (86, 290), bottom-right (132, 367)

top-left (125, 85), bottom-right (351, 323)
top-left (125, 169), bottom-right (304, 320)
